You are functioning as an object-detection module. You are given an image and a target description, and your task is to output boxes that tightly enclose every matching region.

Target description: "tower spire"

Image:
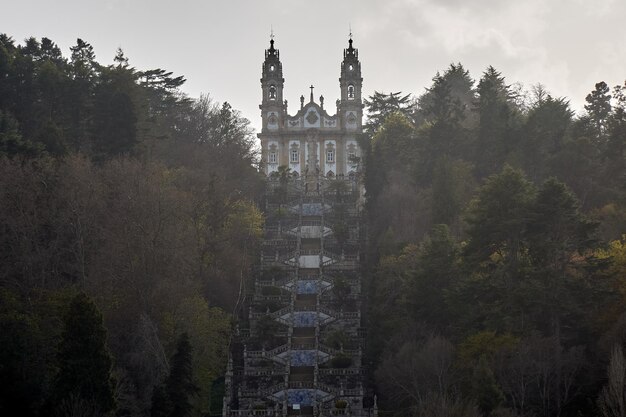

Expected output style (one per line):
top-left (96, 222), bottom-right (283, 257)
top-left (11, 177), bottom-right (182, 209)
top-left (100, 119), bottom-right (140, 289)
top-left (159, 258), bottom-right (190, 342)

top-left (345, 28), bottom-right (356, 57)
top-left (268, 25), bottom-right (276, 53)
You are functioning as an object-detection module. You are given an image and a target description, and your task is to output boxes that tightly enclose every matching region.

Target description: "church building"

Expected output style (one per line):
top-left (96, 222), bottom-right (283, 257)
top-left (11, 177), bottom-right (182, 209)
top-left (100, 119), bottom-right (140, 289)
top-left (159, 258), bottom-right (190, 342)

top-left (259, 36), bottom-right (363, 177)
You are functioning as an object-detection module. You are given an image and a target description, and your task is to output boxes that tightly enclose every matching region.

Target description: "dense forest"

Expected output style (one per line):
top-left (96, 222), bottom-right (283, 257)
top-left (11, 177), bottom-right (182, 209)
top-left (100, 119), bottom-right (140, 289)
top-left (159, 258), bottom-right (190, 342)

top-left (362, 66), bottom-right (626, 416)
top-left (0, 34), bottom-right (625, 417)
top-left (0, 35), bottom-right (263, 416)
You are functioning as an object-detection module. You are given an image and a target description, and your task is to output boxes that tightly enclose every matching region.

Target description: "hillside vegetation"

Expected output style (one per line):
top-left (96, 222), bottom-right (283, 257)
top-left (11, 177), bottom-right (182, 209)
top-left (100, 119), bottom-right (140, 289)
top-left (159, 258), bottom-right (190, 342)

top-left (363, 65), bottom-right (626, 417)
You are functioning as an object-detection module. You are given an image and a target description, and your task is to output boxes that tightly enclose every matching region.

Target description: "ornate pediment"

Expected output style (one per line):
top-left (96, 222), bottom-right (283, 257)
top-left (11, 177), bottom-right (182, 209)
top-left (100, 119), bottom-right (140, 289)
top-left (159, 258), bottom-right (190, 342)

top-left (305, 109), bottom-right (319, 125)
top-left (285, 102), bottom-right (338, 131)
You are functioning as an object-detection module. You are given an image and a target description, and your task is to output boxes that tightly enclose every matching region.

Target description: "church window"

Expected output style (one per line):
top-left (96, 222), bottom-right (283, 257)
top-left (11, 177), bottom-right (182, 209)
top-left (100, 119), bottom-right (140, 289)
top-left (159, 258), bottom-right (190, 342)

top-left (269, 85), bottom-right (277, 100)
top-left (269, 151), bottom-right (277, 164)
top-left (326, 149), bottom-right (334, 163)
top-left (269, 64), bottom-right (275, 72)
top-left (347, 84), bottom-right (355, 100)
top-left (349, 64), bottom-right (354, 71)
top-left (290, 149), bottom-right (299, 163)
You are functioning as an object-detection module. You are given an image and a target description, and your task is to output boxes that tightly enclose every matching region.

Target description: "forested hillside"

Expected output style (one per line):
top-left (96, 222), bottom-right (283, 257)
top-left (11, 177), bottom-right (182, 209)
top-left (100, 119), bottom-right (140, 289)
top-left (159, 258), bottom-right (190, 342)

top-left (0, 35), bottom-right (263, 416)
top-left (362, 65), bottom-right (626, 416)
top-left (1, 33), bottom-right (626, 417)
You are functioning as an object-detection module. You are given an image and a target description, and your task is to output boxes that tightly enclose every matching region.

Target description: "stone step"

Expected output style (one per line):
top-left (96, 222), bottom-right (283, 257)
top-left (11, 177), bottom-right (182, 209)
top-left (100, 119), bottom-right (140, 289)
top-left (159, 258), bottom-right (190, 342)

top-left (289, 373), bottom-right (314, 382)
top-left (293, 299), bottom-right (317, 307)
top-left (300, 239), bottom-right (321, 251)
top-left (291, 336), bottom-right (314, 345)
top-left (290, 366), bottom-right (314, 375)
top-left (296, 293), bottom-right (317, 301)
top-left (292, 327), bottom-right (315, 337)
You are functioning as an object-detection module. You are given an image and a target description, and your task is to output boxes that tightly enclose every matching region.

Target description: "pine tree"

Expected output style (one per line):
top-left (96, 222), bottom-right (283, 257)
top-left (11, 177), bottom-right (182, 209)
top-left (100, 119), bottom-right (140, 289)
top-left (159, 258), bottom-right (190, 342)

top-left (364, 91), bottom-right (413, 136)
top-left (150, 384), bottom-right (172, 417)
top-left (470, 355), bottom-right (505, 415)
top-left (91, 50), bottom-right (138, 159)
top-left (605, 83), bottom-right (626, 187)
top-left (166, 333), bottom-right (197, 417)
top-left (474, 66), bottom-right (518, 177)
top-left (53, 293), bottom-right (115, 414)
top-left (526, 178), bottom-right (598, 336)
top-left (584, 81), bottom-right (612, 142)
top-left (521, 95), bottom-right (573, 181)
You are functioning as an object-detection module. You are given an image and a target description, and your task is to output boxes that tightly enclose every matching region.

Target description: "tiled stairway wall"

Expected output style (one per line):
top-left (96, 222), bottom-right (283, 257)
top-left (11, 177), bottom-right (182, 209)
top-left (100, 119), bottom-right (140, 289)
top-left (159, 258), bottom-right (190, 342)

top-left (223, 176), bottom-right (377, 417)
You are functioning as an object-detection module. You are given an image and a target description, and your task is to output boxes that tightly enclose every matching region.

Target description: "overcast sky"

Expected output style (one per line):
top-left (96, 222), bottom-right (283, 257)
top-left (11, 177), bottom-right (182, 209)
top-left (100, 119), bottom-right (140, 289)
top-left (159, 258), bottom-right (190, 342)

top-left (3, 0), bottom-right (626, 133)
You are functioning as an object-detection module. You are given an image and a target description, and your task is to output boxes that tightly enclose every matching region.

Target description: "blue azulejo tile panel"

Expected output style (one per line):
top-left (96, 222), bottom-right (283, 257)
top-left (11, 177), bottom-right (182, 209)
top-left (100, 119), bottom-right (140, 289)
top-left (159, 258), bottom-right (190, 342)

top-left (301, 203), bottom-right (323, 216)
top-left (287, 389), bottom-right (315, 406)
top-left (291, 350), bottom-right (316, 366)
top-left (293, 312), bottom-right (316, 327)
top-left (297, 280), bottom-right (318, 294)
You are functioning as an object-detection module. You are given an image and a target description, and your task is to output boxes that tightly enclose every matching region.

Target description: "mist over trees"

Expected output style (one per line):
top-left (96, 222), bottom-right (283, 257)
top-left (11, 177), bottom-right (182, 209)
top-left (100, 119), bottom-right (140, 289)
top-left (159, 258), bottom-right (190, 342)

top-left (363, 64), bottom-right (626, 416)
top-left (0, 34), bottom-right (262, 416)
top-left (1, 33), bottom-right (625, 417)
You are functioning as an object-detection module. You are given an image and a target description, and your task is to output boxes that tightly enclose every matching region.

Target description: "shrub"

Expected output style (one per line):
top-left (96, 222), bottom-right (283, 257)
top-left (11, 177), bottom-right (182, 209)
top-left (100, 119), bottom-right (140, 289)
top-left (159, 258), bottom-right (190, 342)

top-left (335, 400), bottom-right (348, 409)
top-left (331, 354), bottom-right (352, 368)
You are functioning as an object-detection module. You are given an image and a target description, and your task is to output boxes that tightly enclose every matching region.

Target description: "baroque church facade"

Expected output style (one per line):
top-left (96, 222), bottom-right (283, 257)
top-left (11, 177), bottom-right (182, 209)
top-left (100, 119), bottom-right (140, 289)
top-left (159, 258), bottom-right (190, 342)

top-left (259, 37), bottom-right (363, 177)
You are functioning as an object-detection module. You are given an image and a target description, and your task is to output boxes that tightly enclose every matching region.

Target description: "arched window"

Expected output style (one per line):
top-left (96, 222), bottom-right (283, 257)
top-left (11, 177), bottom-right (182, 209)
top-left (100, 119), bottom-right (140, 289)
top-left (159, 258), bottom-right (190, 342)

top-left (347, 84), bottom-right (355, 100)
top-left (269, 85), bottom-right (277, 100)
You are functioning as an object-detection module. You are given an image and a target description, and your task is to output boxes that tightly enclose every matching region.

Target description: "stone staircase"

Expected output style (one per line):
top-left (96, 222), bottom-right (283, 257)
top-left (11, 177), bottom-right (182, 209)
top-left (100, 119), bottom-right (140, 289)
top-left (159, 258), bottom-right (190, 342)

top-left (224, 176), bottom-right (374, 417)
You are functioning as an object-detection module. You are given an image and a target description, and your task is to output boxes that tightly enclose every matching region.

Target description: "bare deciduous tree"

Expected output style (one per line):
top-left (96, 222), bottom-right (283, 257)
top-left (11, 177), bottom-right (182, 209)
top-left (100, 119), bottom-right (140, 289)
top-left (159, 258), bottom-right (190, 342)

top-left (598, 345), bottom-right (626, 417)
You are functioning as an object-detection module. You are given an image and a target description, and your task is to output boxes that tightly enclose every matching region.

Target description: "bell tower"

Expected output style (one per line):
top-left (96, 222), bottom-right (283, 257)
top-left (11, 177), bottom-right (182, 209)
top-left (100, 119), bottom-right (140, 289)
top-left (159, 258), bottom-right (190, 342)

top-left (338, 35), bottom-right (363, 130)
top-left (260, 37), bottom-right (284, 131)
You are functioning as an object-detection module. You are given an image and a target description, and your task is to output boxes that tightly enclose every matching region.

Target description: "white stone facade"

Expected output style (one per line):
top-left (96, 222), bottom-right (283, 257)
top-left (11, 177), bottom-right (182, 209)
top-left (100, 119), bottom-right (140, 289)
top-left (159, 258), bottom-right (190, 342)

top-left (258, 38), bottom-right (363, 177)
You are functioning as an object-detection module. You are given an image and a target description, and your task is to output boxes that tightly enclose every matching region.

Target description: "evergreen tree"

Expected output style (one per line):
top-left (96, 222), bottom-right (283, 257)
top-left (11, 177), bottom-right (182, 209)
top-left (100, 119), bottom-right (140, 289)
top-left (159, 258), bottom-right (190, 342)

top-left (67, 38), bottom-right (98, 151)
top-left (420, 73), bottom-right (467, 171)
top-left (0, 291), bottom-right (48, 417)
top-left (364, 91), bottom-right (413, 136)
top-left (525, 178), bottom-right (599, 339)
top-left (464, 165), bottom-right (534, 267)
top-left (584, 81), bottom-right (612, 142)
top-left (0, 35), bottom-right (16, 111)
top-left (150, 384), bottom-right (172, 417)
top-left (431, 157), bottom-right (475, 227)
top-left (407, 224), bottom-right (461, 332)
top-left (417, 62), bottom-right (475, 128)
top-left (461, 166), bottom-right (535, 332)
top-left (91, 49), bottom-right (138, 159)
top-left (520, 95), bottom-right (573, 181)
top-left (474, 66), bottom-right (519, 177)
top-left (605, 83), bottom-right (626, 188)
top-left (53, 293), bottom-right (115, 415)
top-left (470, 355), bottom-right (505, 415)
top-left (0, 110), bottom-right (43, 157)
top-left (165, 333), bottom-right (197, 417)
